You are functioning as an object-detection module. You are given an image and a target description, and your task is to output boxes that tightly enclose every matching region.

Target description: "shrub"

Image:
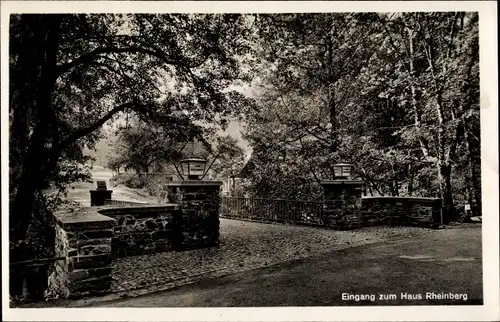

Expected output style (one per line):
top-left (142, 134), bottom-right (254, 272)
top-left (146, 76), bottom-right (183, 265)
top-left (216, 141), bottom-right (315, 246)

top-left (110, 173), bottom-right (145, 189)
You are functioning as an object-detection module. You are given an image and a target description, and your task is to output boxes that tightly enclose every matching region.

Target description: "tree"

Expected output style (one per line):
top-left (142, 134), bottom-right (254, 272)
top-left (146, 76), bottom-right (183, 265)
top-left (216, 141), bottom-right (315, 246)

top-left (9, 13), bottom-right (254, 240)
top-left (201, 135), bottom-right (246, 181)
top-left (243, 12), bottom-right (480, 222)
top-left (242, 13), bottom-right (396, 198)
top-left (107, 117), bottom-right (205, 175)
top-left (108, 127), bottom-right (244, 188)
top-left (367, 12), bottom-right (480, 221)
top-left (254, 13), bottom-right (384, 151)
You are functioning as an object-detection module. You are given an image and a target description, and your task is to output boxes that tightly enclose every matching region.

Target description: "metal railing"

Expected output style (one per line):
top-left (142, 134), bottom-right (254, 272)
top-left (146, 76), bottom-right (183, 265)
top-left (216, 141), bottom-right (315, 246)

top-left (103, 199), bottom-right (150, 207)
top-left (10, 256), bottom-right (66, 267)
top-left (220, 197), bottom-right (330, 226)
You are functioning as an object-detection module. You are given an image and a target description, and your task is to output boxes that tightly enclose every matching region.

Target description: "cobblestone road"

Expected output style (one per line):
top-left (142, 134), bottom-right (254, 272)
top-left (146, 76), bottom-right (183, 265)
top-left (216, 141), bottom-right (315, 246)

top-left (110, 218), bottom-right (436, 297)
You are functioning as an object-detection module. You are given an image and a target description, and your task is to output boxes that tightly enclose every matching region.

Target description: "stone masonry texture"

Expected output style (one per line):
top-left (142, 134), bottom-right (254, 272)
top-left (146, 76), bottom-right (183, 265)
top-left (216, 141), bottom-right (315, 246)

top-left (97, 205), bottom-right (181, 257)
top-left (46, 209), bottom-right (115, 299)
top-left (320, 182), bottom-right (441, 229)
top-left (361, 197), bottom-right (442, 227)
top-left (46, 182), bottom-right (442, 301)
top-left (321, 182), bottom-right (364, 230)
top-left (48, 182), bottom-right (222, 300)
top-left (166, 181), bottom-right (222, 251)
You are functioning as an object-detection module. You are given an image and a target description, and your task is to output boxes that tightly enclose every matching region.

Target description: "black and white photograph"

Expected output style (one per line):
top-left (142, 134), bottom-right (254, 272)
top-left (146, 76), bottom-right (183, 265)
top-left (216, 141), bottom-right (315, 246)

top-left (1, 1), bottom-right (498, 321)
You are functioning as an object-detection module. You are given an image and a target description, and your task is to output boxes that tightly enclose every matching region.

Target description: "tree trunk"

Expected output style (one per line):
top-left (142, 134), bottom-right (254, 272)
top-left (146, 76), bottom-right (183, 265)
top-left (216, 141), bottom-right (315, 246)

top-left (366, 183), bottom-right (373, 196)
top-left (10, 16), bottom-right (61, 241)
top-left (9, 15), bottom-right (49, 192)
top-left (11, 127), bottom-right (51, 239)
top-left (472, 173), bottom-right (482, 216)
top-left (326, 36), bottom-right (336, 153)
top-left (464, 125), bottom-right (481, 216)
top-left (407, 164), bottom-right (414, 196)
top-left (420, 22), bottom-right (455, 223)
top-left (9, 18), bottom-right (40, 190)
top-left (438, 163), bottom-right (455, 223)
top-left (463, 126), bottom-right (476, 216)
top-left (407, 28), bottom-right (431, 160)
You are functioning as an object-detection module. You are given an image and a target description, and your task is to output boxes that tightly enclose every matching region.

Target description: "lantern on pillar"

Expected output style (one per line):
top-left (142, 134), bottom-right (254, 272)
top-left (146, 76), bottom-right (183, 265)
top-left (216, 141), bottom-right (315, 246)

top-left (333, 163), bottom-right (353, 180)
top-left (180, 158), bottom-right (207, 180)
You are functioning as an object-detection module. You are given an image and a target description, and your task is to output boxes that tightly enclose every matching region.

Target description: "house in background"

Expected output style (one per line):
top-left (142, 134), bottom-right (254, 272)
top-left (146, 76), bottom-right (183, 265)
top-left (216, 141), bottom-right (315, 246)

top-left (221, 153), bottom-right (255, 196)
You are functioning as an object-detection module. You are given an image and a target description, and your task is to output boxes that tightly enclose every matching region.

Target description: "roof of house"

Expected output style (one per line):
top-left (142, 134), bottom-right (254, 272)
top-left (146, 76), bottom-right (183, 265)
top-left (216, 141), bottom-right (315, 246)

top-left (182, 139), bottom-right (210, 158)
top-left (235, 154), bottom-right (256, 178)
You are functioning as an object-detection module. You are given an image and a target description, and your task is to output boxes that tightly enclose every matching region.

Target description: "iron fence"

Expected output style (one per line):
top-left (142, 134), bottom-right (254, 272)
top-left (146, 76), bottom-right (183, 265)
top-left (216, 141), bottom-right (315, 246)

top-left (220, 197), bottom-right (330, 226)
top-left (103, 199), bottom-right (150, 207)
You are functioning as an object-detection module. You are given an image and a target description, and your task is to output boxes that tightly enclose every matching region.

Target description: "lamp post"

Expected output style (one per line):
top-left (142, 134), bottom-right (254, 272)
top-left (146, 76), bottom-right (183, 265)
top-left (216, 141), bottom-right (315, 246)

top-left (167, 157), bottom-right (222, 250)
top-left (179, 158), bottom-right (208, 180)
top-left (333, 163), bottom-right (353, 180)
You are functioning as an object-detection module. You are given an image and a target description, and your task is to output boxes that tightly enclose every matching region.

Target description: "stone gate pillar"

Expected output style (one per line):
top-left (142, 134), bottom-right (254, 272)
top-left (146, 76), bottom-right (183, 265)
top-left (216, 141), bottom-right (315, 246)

top-left (165, 180), bottom-right (222, 250)
top-left (47, 209), bottom-right (115, 298)
top-left (320, 164), bottom-right (364, 229)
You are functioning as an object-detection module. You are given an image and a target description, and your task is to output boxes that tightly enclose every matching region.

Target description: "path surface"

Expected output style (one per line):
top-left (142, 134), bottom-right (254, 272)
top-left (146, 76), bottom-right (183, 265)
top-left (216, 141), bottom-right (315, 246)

top-left (66, 166), bottom-right (157, 206)
top-left (107, 221), bottom-right (437, 296)
top-left (37, 223), bottom-right (481, 308)
top-left (94, 225), bottom-right (483, 307)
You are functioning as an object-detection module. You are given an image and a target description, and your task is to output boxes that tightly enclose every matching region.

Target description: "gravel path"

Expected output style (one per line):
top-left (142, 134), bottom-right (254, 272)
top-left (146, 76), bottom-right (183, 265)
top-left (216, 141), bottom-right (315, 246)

top-left (65, 166), bottom-right (157, 206)
top-left (99, 226), bottom-right (482, 307)
top-left (109, 218), bottom-right (437, 297)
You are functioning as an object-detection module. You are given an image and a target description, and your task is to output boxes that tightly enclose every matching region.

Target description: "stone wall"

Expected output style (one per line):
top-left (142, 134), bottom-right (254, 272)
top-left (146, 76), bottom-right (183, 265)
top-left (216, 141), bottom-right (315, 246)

top-left (97, 204), bottom-right (181, 257)
top-left (46, 209), bottom-right (114, 298)
top-left (320, 180), bottom-right (442, 229)
top-left (47, 184), bottom-right (223, 299)
top-left (166, 181), bottom-right (222, 250)
top-left (361, 197), bottom-right (443, 227)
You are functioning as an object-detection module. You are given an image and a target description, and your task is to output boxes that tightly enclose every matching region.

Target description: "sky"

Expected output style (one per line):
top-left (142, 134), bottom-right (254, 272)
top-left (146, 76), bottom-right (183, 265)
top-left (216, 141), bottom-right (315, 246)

top-left (217, 119), bottom-right (251, 158)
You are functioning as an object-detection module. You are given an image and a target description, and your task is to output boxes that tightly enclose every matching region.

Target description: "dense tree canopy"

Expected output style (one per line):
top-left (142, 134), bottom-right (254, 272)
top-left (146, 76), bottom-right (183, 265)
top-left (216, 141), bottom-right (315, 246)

top-left (107, 116), bottom-right (206, 175)
top-left (9, 13), bottom-right (254, 239)
top-left (241, 12), bottom-right (480, 222)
